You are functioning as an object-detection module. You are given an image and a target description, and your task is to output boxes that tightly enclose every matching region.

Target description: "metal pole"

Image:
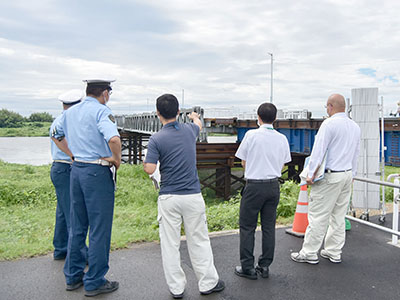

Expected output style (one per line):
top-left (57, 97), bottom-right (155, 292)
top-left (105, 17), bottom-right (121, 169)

top-left (393, 177), bottom-right (399, 244)
top-left (354, 176), bottom-right (400, 189)
top-left (345, 215), bottom-right (400, 237)
top-left (182, 89), bottom-right (184, 108)
top-left (381, 96), bottom-right (386, 217)
top-left (346, 97), bottom-right (351, 118)
top-left (268, 52), bottom-right (273, 103)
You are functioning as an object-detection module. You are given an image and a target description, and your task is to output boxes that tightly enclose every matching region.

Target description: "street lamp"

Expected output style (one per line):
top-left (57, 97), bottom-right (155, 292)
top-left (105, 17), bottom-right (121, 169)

top-left (268, 52), bottom-right (273, 103)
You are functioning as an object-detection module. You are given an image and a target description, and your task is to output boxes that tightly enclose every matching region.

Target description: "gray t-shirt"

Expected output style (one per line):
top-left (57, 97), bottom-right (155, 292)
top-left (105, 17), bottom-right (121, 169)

top-left (145, 121), bottom-right (201, 195)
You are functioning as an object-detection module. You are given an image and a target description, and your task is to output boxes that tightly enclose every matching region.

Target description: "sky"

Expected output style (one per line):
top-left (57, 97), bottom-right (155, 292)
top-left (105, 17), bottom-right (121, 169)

top-left (0, 0), bottom-right (399, 118)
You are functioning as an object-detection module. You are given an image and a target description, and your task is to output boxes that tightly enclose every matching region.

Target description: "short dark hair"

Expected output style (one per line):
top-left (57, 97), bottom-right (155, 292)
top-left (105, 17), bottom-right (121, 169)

top-left (156, 94), bottom-right (179, 119)
top-left (257, 102), bottom-right (277, 123)
top-left (86, 85), bottom-right (111, 97)
top-left (63, 100), bottom-right (81, 109)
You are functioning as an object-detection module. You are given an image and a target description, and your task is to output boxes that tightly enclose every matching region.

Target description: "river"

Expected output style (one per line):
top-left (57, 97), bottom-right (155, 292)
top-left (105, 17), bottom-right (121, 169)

top-left (0, 137), bottom-right (52, 165)
top-left (0, 136), bottom-right (237, 165)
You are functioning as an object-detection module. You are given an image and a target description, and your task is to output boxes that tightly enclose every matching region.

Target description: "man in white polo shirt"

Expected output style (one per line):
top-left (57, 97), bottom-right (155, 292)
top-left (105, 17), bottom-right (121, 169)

top-left (234, 103), bottom-right (291, 280)
top-left (291, 94), bottom-right (361, 264)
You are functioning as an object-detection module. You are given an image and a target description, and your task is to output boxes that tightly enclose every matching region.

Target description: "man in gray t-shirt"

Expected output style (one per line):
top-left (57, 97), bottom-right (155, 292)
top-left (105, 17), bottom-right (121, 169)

top-left (144, 94), bottom-right (224, 299)
top-left (145, 120), bottom-right (201, 195)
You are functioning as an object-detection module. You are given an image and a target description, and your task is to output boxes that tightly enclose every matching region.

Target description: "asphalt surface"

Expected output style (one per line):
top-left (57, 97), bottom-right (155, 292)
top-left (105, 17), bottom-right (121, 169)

top-left (1, 220), bottom-right (400, 300)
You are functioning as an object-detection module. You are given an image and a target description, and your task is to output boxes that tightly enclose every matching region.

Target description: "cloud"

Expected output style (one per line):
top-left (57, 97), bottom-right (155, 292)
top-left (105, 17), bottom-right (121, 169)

top-left (0, 0), bottom-right (399, 118)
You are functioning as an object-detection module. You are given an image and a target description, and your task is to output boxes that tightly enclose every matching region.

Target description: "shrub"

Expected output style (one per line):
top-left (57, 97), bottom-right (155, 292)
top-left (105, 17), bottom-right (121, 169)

top-left (28, 112), bottom-right (53, 122)
top-left (205, 180), bottom-right (300, 231)
top-left (0, 109), bottom-right (25, 128)
top-left (277, 181), bottom-right (299, 217)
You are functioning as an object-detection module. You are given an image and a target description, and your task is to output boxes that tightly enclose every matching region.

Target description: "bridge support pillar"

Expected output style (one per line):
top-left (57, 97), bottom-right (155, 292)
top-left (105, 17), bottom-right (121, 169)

top-left (216, 167), bottom-right (231, 200)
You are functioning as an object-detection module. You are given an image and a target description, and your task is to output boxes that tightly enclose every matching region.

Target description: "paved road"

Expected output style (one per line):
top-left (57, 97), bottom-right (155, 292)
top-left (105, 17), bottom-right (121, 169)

top-left (1, 221), bottom-right (400, 300)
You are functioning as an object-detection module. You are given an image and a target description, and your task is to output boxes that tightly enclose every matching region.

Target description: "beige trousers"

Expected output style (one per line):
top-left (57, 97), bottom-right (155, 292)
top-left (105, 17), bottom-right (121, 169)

top-left (300, 171), bottom-right (353, 258)
top-left (157, 193), bottom-right (219, 294)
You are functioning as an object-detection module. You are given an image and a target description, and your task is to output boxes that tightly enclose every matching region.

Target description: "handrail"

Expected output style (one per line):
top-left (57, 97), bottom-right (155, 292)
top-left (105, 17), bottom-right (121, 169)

top-left (387, 173), bottom-right (400, 182)
top-left (350, 175), bottom-right (400, 245)
top-left (353, 176), bottom-right (400, 189)
top-left (345, 215), bottom-right (400, 236)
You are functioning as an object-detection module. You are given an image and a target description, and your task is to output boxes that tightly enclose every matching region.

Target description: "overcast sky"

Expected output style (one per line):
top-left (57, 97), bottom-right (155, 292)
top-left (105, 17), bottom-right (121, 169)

top-left (0, 0), bottom-right (399, 117)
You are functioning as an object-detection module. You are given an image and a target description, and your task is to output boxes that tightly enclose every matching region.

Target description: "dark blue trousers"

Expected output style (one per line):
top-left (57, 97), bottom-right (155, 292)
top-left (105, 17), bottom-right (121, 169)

top-left (50, 162), bottom-right (71, 259)
top-left (64, 162), bottom-right (115, 291)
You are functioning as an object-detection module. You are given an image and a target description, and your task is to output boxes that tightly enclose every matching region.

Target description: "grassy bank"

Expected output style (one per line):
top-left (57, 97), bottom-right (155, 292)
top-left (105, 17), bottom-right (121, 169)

top-left (4, 161), bottom-right (397, 261)
top-left (0, 161), bottom-right (299, 260)
top-left (0, 122), bottom-right (52, 137)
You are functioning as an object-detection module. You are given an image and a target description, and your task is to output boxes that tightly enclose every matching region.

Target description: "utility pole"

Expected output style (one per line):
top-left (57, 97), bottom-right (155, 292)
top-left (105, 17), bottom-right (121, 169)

top-left (268, 52), bottom-right (273, 103)
top-left (182, 89), bottom-right (185, 108)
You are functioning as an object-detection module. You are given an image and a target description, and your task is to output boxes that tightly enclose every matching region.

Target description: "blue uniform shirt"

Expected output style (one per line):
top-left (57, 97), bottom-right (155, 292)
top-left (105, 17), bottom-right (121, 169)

top-left (50, 112), bottom-right (71, 161)
top-left (53, 96), bottom-right (119, 160)
top-left (145, 121), bottom-right (201, 195)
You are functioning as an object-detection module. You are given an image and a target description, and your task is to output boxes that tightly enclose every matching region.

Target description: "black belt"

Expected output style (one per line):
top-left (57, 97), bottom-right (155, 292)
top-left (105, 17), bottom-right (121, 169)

top-left (325, 169), bottom-right (352, 173)
top-left (246, 178), bottom-right (278, 183)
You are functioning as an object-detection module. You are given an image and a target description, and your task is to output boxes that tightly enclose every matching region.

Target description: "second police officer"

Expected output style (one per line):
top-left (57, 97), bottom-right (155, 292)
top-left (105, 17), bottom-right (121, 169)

top-left (53, 79), bottom-right (121, 297)
top-left (50, 89), bottom-right (83, 260)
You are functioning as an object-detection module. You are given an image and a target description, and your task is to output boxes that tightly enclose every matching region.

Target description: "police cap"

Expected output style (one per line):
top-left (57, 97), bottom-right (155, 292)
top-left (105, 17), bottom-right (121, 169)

top-left (83, 79), bottom-right (116, 90)
top-left (58, 89), bottom-right (84, 105)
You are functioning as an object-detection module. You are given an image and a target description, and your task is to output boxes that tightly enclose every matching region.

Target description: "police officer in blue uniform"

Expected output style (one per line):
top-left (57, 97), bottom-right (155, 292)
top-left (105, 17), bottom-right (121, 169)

top-left (53, 79), bottom-right (121, 297)
top-left (50, 89), bottom-right (83, 260)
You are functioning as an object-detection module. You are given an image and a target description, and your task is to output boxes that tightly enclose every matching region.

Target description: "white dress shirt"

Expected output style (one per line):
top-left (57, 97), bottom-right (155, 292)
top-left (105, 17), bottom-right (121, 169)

top-left (235, 124), bottom-right (291, 180)
top-left (308, 112), bottom-right (361, 178)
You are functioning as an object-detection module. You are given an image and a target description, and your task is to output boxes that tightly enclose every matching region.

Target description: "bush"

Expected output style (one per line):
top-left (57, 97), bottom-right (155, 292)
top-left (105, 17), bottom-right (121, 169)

top-left (28, 112), bottom-right (53, 122)
top-left (0, 109), bottom-right (25, 128)
top-left (206, 192), bottom-right (241, 231)
top-left (277, 181), bottom-right (299, 217)
top-left (205, 180), bottom-right (300, 231)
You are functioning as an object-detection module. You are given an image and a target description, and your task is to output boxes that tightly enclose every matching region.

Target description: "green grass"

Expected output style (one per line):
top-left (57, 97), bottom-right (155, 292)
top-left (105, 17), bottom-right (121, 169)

top-left (0, 122), bottom-right (52, 137)
top-left (382, 165), bottom-right (400, 202)
top-left (0, 162), bottom-right (57, 259)
top-left (0, 160), bottom-right (301, 260)
top-left (1, 160), bottom-right (399, 261)
top-left (0, 161), bottom-right (160, 260)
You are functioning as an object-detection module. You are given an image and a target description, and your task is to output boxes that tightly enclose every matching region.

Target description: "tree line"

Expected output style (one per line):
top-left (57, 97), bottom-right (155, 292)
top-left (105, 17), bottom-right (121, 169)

top-left (0, 108), bottom-right (53, 128)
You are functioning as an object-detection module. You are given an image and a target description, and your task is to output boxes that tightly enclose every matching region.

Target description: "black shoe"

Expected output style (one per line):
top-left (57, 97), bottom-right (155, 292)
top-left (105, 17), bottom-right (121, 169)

top-left (66, 279), bottom-right (83, 291)
top-left (255, 265), bottom-right (269, 278)
top-left (234, 266), bottom-right (257, 280)
top-left (200, 279), bottom-right (225, 295)
top-left (54, 253), bottom-right (66, 260)
top-left (170, 291), bottom-right (184, 299)
top-left (84, 280), bottom-right (119, 297)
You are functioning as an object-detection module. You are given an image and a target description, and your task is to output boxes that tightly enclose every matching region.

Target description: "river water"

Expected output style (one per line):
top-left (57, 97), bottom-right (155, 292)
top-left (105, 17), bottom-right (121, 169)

top-left (0, 136), bottom-right (237, 166)
top-left (0, 137), bottom-right (52, 165)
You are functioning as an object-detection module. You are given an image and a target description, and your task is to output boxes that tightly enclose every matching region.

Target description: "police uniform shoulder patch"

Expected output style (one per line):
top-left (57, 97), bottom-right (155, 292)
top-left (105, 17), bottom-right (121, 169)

top-left (108, 114), bottom-right (115, 123)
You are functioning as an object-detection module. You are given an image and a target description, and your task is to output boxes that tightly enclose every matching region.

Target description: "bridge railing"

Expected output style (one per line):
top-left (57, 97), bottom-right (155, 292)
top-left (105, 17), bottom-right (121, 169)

top-left (115, 106), bottom-right (208, 142)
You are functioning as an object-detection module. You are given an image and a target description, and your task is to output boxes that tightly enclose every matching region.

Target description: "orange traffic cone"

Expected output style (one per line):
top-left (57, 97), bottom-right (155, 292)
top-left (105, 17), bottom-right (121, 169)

top-left (285, 184), bottom-right (309, 237)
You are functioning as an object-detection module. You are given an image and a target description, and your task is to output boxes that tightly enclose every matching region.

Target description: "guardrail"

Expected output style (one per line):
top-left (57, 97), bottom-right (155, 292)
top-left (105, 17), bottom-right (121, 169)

top-left (115, 107), bottom-right (208, 142)
top-left (349, 175), bottom-right (400, 244)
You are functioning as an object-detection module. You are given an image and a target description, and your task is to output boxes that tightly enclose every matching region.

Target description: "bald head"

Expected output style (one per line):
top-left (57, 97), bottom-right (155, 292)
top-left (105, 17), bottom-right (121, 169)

top-left (326, 94), bottom-right (346, 116)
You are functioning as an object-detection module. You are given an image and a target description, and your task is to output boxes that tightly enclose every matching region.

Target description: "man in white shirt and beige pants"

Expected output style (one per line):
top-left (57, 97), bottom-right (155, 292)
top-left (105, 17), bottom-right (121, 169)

top-left (291, 94), bottom-right (361, 264)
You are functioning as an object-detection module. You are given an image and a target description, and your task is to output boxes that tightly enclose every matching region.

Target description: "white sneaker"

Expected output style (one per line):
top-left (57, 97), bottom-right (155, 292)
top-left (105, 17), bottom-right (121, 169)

top-left (290, 252), bottom-right (319, 264)
top-left (320, 249), bottom-right (341, 264)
